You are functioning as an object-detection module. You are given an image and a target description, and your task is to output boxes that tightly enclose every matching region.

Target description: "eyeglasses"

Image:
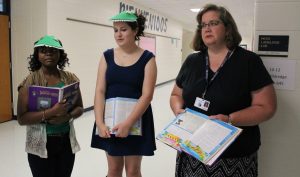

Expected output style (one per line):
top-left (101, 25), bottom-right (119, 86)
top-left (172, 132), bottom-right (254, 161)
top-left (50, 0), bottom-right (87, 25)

top-left (199, 20), bottom-right (222, 29)
top-left (38, 47), bottom-right (59, 54)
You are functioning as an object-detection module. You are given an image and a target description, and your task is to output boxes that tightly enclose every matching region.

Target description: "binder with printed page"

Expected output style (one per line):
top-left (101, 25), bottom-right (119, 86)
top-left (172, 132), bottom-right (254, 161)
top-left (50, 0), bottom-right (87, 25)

top-left (103, 97), bottom-right (142, 136)
top-left (156, 108), bottom-right (242, 165)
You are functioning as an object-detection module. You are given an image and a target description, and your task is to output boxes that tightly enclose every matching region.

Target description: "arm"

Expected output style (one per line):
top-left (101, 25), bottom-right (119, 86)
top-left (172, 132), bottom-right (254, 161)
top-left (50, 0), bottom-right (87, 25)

top-left (94, 55), bottom-right (110, 138)
top-left (113, 57), bottom-right (157, 137)
top-left (47, 88), bottom-right (84, 124)
top-left (17, 71), bottom-right (83, 125)
top-left (17, 86), bottom-right (45, 125)
top-left (17, 86), bottom-right (72, 125)
top-left (211, 84), bottom-right (277, 126)
top-left (170, 84), bottom-right (185, 116)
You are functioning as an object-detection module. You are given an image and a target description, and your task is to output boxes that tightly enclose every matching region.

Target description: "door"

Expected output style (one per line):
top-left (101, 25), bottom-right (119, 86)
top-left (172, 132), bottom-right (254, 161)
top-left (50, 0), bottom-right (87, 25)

top-left (0, 14), bottom-right (12, 122)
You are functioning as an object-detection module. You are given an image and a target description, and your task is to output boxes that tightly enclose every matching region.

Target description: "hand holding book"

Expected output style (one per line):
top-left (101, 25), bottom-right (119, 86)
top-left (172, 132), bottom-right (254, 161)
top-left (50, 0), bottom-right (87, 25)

top-left (51, 99), bottom-right (69, 115)
top-left (28, 82), bottom-right (80, 124)
top-left (40, 100), bottom-right (71, 124)
top-left (95, 97), bottom-right (142, 137)
top-left (156, 108), bottom-right (242, 165)
top-left (97, 123), bottom-right (111, 138)
top-left (111, 120), bottom-right (133, 138)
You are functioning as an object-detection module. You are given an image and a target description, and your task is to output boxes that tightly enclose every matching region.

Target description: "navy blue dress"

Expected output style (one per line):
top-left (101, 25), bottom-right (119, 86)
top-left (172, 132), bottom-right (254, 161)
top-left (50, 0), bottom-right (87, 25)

top-left (91, 48), bottom-right (156, 156)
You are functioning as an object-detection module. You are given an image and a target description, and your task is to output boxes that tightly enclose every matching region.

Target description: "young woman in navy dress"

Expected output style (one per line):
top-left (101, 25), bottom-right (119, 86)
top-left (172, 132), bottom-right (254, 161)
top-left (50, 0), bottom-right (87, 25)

top-left (91, 11), bottom-right (157, 177)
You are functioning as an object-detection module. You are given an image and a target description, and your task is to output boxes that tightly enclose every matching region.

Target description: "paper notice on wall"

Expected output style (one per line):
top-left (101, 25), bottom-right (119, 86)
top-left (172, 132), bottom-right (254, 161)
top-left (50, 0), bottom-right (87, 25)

top-left (262, 58), bottom-right (296, 90)
top-left (139, 36), bottom-right (156, 55)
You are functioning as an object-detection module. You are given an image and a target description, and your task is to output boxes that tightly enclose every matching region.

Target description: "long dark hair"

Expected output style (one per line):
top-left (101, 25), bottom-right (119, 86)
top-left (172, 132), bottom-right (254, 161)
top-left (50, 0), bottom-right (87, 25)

top-left (126, 13), bottom-right (146, 41)
top-left (28, 47), bottom-right (69, 72)
top-left (192, 4), bottom-right (242, 51)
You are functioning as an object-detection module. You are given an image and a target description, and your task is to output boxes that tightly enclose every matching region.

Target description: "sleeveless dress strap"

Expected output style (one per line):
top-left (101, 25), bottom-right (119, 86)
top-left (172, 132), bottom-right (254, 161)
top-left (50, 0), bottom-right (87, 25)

top-left (103, 48), bottom-right (114, 64)
top-left (139, 50), bottom-right (155, 66)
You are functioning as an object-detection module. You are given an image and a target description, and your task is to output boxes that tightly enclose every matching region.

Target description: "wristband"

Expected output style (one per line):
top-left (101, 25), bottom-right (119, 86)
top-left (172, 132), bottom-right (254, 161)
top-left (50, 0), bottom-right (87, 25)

top-left (41, 110), bottom-right (46, 123)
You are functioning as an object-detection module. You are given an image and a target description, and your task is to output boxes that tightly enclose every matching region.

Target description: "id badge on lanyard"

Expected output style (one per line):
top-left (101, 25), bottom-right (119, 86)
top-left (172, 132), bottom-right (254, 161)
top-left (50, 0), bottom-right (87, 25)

top-left (194, 49), bottom-right (234, 112)
top-left (194, 97), bottom-right (210, 111)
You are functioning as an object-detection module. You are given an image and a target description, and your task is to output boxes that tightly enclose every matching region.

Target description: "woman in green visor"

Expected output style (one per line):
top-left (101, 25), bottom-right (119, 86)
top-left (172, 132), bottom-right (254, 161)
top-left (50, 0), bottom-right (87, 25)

top-left (17, 35), bottom-right (83, 177)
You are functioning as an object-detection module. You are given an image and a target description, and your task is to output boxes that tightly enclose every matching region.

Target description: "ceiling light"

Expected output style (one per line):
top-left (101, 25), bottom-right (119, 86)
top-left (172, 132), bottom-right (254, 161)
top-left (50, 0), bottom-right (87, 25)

top-left (190, 8), bottom-right (201, 13)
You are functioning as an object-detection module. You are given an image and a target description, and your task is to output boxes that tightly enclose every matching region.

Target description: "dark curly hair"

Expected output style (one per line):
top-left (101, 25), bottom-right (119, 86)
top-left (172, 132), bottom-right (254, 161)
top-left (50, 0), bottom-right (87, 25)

top-left (126, 13), bottom-right (146, 41)
top-left (28, 47), bottom-right (69, 72)
top-left (192, 4), bottom-right (242, 51)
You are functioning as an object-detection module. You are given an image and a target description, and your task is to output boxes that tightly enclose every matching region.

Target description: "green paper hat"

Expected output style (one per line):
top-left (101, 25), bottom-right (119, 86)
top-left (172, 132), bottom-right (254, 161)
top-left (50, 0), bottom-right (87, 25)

top-left (34, 35), bottom-right (64, 50)
top-left (110, 11), bottom-right (137, 22)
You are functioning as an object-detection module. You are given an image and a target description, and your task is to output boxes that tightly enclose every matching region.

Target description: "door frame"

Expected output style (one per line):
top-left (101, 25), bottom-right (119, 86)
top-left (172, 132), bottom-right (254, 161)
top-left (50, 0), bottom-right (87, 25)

top-left (0, 0), bottom-right (13, 122)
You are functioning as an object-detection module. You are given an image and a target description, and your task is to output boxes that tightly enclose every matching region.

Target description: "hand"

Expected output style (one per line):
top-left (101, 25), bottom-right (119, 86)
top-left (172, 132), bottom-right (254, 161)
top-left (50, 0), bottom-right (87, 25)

top-left (112, 121), bottom-right (131, 138)
top-left (97, 123), bottom-right (111, 138)
top-left (174, 108), bottom-right (186, 116)
top-left (51, 99), bottom-right (69, 116)
top-left (209, 114), bottom-right (230, 123)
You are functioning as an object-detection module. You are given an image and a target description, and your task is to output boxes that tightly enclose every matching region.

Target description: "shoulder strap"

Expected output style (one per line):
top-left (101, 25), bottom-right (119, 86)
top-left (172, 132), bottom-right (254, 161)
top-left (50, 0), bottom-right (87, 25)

top-left (103, 48), bottom-right (114, 64)
top-left (140, 50), bottom-right (155, 65)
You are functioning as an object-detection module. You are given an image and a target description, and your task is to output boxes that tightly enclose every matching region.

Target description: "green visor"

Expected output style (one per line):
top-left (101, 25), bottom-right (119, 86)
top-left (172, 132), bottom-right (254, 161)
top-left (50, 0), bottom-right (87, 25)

top-left (34, 35), bottom-right (63, 50)
top-left (110, 11), bottom-right (137, 22)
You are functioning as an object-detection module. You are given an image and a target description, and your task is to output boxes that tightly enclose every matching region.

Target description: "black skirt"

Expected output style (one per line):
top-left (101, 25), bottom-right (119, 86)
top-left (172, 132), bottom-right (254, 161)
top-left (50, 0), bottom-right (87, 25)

top-left (175, 151), bottom-right (258, 177)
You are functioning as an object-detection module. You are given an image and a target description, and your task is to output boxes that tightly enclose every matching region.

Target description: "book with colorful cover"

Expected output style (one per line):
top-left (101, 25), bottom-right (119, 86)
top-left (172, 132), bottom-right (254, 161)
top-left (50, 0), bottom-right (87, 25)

top-left (97, 97), bottom-right (142, 136)
top-left (156, 108), bottom-right (242, 165)
top-left (28, 82), bottom-right (80, 112)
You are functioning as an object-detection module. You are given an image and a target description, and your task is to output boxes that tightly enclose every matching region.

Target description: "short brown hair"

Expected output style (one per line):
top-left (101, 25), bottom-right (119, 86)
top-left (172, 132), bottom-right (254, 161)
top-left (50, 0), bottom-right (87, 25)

top-left (192, 4), bottom-right (242, 51)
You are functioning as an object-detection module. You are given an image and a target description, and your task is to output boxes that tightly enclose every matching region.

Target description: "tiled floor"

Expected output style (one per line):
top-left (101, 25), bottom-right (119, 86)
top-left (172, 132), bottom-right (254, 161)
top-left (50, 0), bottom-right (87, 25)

top-left (0, 82), bottom-right (177, 177)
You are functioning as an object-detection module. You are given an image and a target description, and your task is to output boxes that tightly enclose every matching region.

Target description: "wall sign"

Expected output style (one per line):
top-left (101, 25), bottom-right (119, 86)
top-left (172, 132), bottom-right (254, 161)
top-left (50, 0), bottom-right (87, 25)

top-left (258, 35), bottom-right (289, 57)
top-left (262, 58), bottom-right (296, 90)
top-left (119, 2), bottom-right (168, 33)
